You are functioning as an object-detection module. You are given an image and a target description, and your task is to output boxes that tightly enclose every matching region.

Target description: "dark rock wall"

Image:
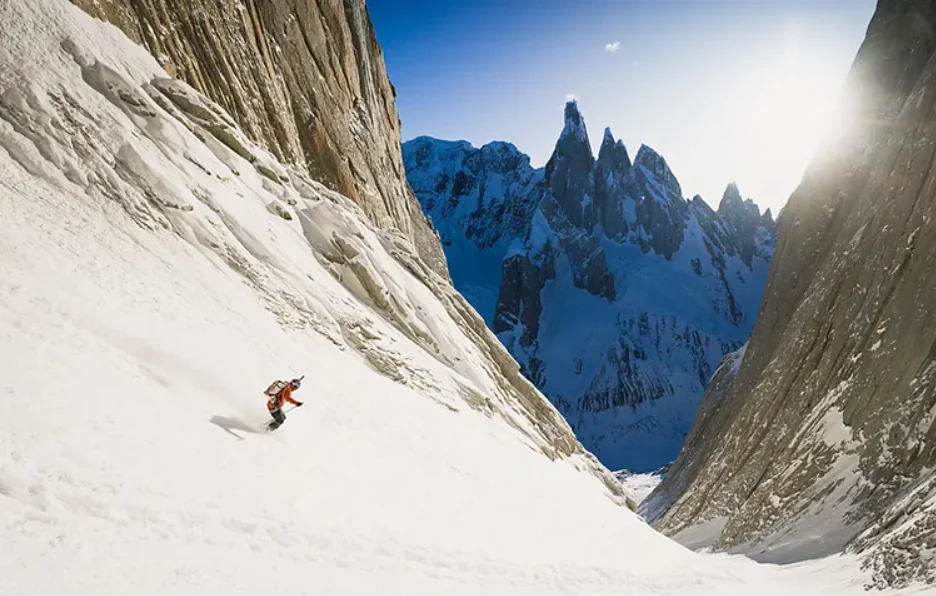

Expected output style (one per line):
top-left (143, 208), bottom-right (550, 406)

top-left (71, 0), bottom-right (446, 274)
top-left (647, 1), bottom-right (936, 586)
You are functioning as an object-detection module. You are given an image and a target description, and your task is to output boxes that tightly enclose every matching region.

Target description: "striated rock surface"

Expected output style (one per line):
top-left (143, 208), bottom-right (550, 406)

top-left (69, 0), bottom-right (446, 275)
top-left (645, 0), bottom-right (936, 587)
top-left (405, 102), bottom-right (777, 472)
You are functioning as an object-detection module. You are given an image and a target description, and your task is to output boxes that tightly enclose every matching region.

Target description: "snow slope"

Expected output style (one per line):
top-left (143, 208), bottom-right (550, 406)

top-left (0, 1), bottom-right (927, 594)
top-left (617, 471), bottom-right (664, 506)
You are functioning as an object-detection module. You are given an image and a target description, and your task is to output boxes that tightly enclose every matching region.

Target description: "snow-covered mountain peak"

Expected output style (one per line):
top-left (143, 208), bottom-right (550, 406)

top-left (717, 183), bottom-right (764, 224)
top-left (410, 135), bottom-right (473, 150)
top-left (402, 136), bottom-right (543, 322)
top-left (478, 140), bottom-right (532, 172)
top-left (633, 143), bottom-right (683, 204)
top-left (544, 101), bottom-right (598, 231)
top-left (597, 126), bottom-right (632, 176)
top-left (713, 183), bottom-right (774, 267)
top-left (718, 181), bottom-right (744, 211)
top-left (407, 102), bottom-right (779, 473)
top-left (549, 100), bottom-right (594, 176)
top-left (762, 207), bottom-right (775, 225)
top-left (560, 99), bottom-right (590, 145)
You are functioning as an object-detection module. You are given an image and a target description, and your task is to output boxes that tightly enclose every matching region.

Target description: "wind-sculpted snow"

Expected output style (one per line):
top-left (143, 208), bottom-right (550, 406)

top-left (405, 102), bottom-right (776, 472)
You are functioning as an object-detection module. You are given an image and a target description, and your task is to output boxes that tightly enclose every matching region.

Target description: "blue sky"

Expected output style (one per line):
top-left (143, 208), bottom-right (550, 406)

top-left (368, 0), bottom-right (876, 214)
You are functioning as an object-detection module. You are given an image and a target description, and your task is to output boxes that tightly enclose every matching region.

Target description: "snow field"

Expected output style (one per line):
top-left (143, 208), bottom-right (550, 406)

top-left (0, 0), bottom-right (929, 594)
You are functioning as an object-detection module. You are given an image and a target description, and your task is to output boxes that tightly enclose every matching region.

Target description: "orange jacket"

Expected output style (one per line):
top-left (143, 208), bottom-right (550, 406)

top-left (267, 384), bottom-right (300, 411)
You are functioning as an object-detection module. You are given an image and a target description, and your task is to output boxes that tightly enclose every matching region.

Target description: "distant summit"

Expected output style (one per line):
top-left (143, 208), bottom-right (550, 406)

top-left (404, 102), bottom-right (777, 471)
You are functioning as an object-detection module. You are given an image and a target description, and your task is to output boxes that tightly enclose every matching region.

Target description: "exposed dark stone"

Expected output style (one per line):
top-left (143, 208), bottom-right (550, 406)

top-left (494, 251), bottom-right (555, 344)
top-left (69, 0), bottom-right (447, 276)
top-left (406, 102), bottom-right (776, 473)
top-left (544, 100), bottom-right (597, 231)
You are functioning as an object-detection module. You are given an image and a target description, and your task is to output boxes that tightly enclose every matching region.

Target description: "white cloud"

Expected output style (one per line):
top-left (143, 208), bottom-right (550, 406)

top-left (565, 93), bottom-right (576, 102)
top-left (605, 41), bottom-right (621, 53)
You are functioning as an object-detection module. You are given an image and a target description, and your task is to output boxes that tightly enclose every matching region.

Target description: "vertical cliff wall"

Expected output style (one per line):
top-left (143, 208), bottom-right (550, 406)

top-left (70, 0), bottom-right (446, 274)
top-left (646, 1), bottom-right (936, 587)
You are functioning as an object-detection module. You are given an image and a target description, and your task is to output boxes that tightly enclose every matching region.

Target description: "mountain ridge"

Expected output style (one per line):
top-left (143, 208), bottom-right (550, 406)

top-left (404, 102), bottom-right (777, 472)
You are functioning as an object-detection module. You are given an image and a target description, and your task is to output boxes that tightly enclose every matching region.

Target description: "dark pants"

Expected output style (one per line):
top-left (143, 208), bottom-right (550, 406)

top-left (269, 407), bottom-right (286, 430)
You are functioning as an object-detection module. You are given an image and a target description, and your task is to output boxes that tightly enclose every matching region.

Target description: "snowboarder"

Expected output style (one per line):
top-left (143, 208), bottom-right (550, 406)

top-left (265, 377), bottom-right (304, 431)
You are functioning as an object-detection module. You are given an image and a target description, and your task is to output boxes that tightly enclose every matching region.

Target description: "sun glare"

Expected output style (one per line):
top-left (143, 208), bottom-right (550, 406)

top-left (735, 34), bottom-right (852, 208)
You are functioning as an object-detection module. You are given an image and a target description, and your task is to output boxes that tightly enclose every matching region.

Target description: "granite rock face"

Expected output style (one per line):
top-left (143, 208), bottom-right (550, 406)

top-left (70, 0), bottom-right (446, 275)
top-left (645, 1), bottom-right (936, 587)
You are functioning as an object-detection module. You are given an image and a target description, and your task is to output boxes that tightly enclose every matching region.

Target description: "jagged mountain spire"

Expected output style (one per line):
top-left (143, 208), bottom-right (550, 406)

top-left (633, 144), bottom-right (683, 201)
top-left (718, 182), bottom-right (743, 213)
top-left (544, 100), bottom-right (597, 230)
top-left (405, 101), bottom-right (778, 473)
top-left (714, 183), bottom-right (769, 267)
top-left (559, 99), bottom-right (591, 148)
top-left (597, 126), bottom-right (632, 176)
top-left (761, 208), bottom-right (777, 232)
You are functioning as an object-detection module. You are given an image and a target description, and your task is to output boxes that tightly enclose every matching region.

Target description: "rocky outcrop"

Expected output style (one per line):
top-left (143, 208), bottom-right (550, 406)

top-left (405, 101), bottom-right (777, 472)
top-left (402, 137), bottom-right (542, 322)
top-left (645, 0), bottom-right (936, 587)
top-left (717, 183), bottom-right (775, 267)
top-left (544, 101), bottom-right (598, 231)
top-left (595, 128), bottom-right (633, 240)
top-left (69, 0), bottom-right (446, 275)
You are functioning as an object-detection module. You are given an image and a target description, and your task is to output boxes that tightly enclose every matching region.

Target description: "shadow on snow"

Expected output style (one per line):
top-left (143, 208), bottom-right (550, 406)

top-left (209, 415), bottom-right (266, 440)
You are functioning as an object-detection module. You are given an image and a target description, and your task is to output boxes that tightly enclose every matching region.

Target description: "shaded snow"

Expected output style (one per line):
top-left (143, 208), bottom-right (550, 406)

top-left (617, 472), bottom-right (664, 506)
top-left (673, 517), bottom-right (729, 552)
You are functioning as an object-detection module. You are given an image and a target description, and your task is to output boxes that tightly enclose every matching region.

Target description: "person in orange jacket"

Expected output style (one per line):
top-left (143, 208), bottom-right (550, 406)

top-left (267, 378), bottom-right (304, 431)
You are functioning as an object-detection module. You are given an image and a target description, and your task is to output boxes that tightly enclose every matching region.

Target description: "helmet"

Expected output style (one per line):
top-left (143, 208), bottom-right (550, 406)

top-left (290, 378), bottom-right (302, 389)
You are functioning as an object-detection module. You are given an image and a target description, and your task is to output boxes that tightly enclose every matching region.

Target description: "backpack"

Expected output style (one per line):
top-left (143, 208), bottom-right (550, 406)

top-left (264, 380), bottom-right (288, 397)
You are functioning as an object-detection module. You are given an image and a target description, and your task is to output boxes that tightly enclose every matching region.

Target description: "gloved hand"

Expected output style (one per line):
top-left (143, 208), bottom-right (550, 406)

top-left (296, 402), bottom-right (304, 407)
